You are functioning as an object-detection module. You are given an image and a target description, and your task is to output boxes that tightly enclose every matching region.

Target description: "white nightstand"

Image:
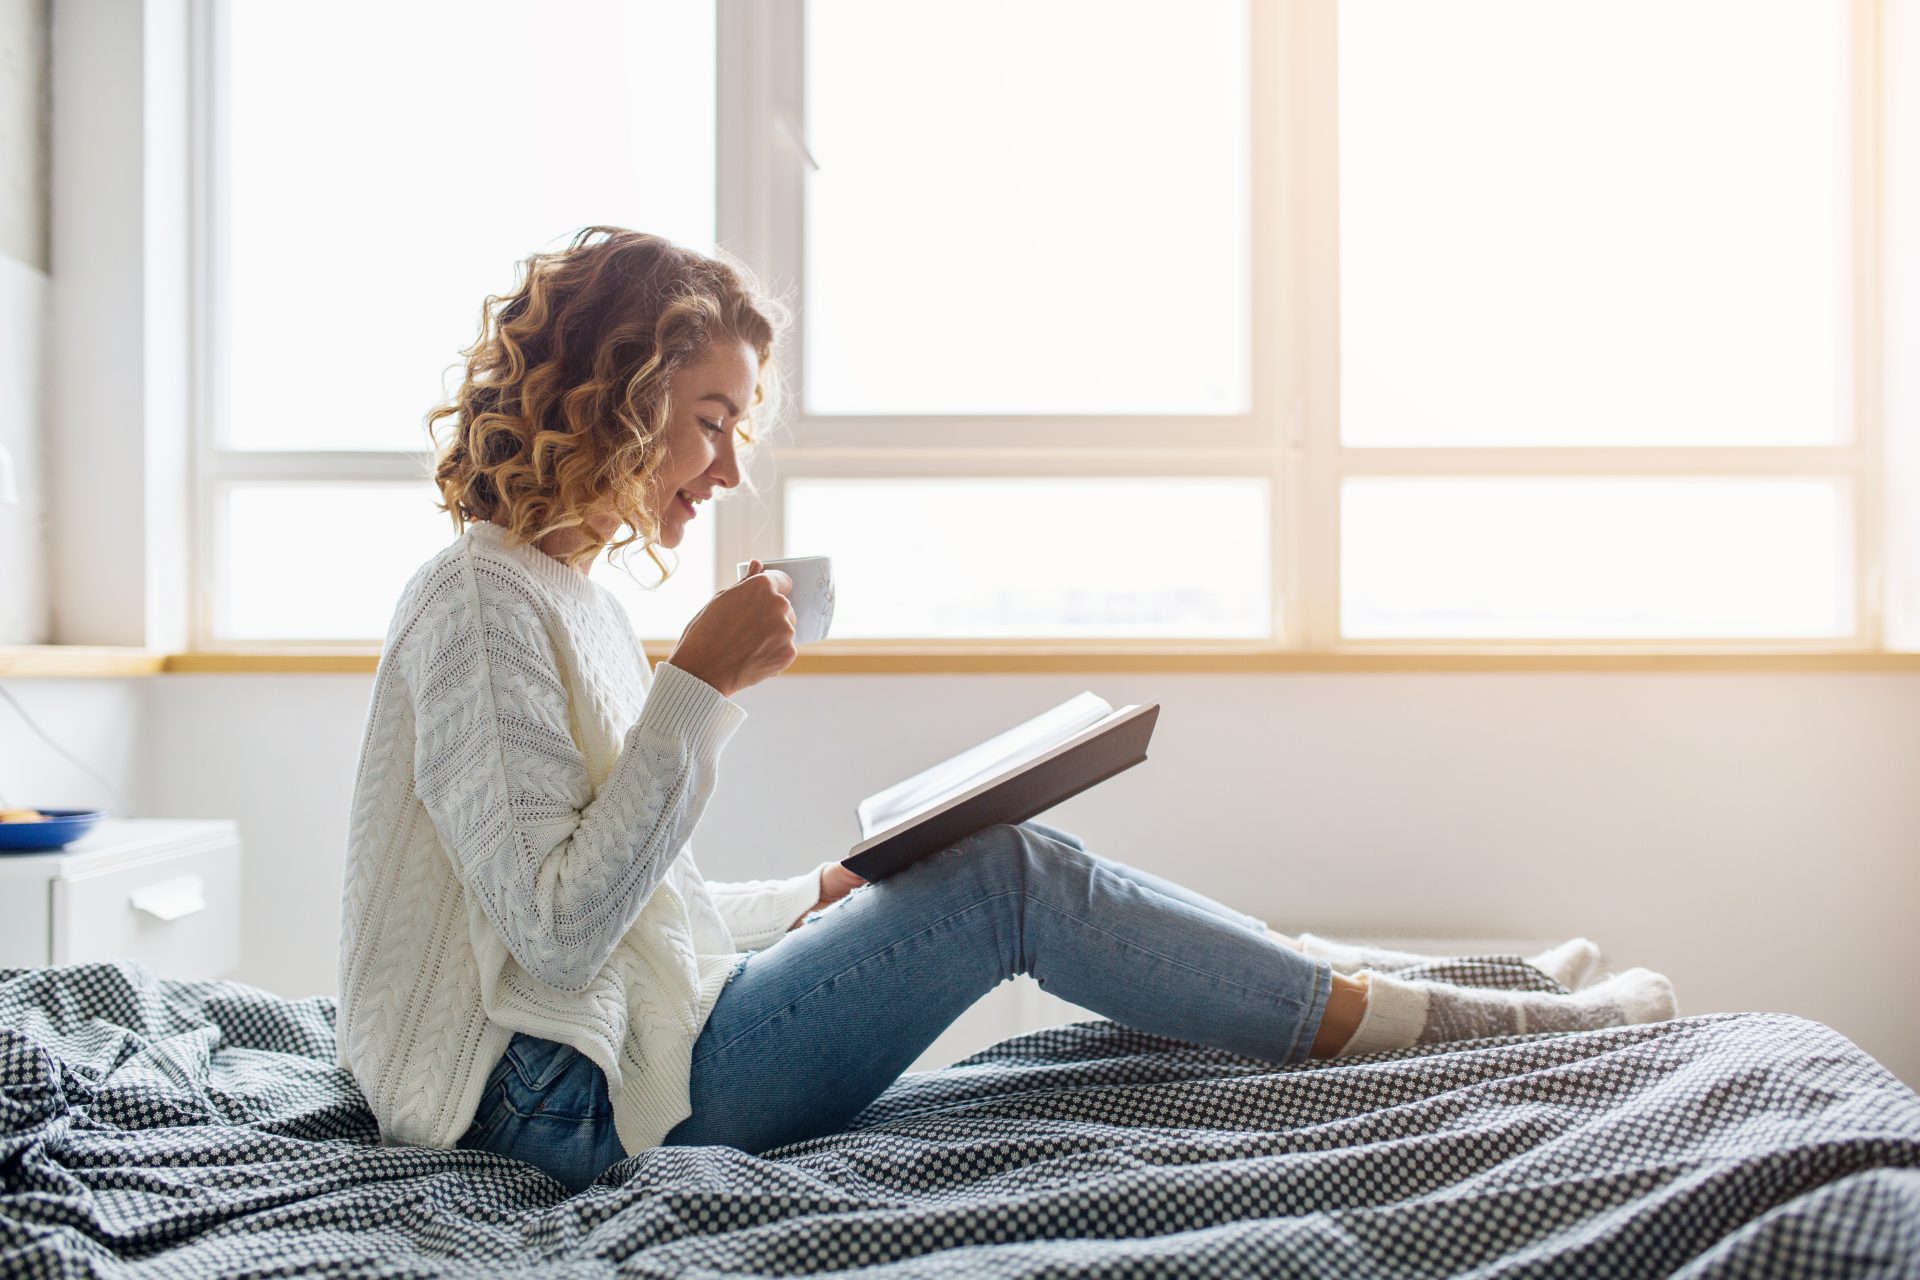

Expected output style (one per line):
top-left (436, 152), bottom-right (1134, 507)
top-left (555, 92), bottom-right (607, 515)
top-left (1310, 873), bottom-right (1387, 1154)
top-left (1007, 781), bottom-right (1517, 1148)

top-left (0, 818), bottom-right (243, 979)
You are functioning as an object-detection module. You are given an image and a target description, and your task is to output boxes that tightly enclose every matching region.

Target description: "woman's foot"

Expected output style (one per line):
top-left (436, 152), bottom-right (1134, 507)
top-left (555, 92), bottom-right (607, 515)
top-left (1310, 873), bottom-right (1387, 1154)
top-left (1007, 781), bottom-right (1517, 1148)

top-left (1272, 929), bottom-right (1603, 990)
top-left (1330, 966), bottom-right (1679, 1057)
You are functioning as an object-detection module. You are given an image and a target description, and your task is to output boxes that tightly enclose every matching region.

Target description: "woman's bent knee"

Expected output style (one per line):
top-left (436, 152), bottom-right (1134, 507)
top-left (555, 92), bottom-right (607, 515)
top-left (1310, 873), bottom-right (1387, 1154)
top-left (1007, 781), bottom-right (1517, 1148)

top-left (1017, 819), bottom-right (1087, 852)
top-left (982, 822), bottom-right (1097, 893)
top-left (913, 822), bottom-right (1091, 908)
top-left (985, 822), bottom-right (1075, 881)
top-left (902, 825), bottom-right (1041, 918)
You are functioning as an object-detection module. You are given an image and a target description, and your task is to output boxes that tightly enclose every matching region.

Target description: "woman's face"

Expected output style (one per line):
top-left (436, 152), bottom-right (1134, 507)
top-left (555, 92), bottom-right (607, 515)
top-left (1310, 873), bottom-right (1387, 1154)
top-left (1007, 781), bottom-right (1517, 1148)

top-left (640, 338), bottom-right (759, 550)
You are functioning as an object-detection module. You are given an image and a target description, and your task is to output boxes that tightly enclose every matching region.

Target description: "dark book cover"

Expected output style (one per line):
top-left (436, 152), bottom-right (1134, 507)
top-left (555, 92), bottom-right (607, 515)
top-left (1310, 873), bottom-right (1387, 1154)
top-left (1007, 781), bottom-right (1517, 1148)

top-left (841, 701), bottom-right (1160, 882)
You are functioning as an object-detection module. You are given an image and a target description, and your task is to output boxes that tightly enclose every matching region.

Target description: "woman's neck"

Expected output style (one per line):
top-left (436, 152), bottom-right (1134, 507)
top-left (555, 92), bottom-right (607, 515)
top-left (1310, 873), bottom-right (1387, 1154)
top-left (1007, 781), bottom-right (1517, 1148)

top-left (534, 525), bottom-right (601, 574)
top-left (477, 519), bottom-right (600, 574)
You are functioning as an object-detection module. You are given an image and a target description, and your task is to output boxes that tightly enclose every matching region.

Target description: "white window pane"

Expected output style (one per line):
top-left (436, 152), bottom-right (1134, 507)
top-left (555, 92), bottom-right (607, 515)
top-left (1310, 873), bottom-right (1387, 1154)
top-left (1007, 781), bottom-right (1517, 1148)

top-left (804, 0), bottom-right (1250, 415)
top-left (221, 485), bottom-right (713, 642)
top-left (226, 1), bottom-right (715, 451)
top-left (219, 485), bottom-right (453, 640)
top-left (1339, 0), bottom-right (1850, 447)
top-left (1341, 478), bottom-right (1850, 638)
top-left (594, 516), bottom-right (719, 643)
top-left (785, 477), bottom-right (1269, 637)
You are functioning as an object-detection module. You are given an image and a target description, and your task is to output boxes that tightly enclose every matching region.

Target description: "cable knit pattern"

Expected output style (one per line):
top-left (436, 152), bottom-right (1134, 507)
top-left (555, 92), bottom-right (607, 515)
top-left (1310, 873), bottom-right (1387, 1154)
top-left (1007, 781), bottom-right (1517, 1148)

top-left (337, 521), bottom-right (834, 1157)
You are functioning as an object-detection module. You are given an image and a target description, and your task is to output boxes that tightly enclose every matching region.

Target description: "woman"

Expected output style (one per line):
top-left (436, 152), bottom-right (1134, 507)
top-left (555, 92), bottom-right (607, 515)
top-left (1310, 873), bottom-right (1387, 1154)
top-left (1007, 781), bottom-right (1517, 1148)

top-left (336, 227), bottom-right (1677, 1196)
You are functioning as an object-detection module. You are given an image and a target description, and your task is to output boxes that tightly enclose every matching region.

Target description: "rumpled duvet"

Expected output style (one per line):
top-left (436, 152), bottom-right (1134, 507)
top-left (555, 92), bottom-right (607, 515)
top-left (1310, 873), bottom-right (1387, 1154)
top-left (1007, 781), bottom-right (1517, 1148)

top-left (3, 959), bottom-right (1918, 1278)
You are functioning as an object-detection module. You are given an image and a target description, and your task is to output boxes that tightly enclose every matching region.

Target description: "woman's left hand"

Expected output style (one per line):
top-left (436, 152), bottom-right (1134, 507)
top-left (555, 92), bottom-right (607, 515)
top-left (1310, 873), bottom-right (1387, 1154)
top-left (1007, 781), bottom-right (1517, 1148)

top-left (788, 863), bottom-right (870, 930)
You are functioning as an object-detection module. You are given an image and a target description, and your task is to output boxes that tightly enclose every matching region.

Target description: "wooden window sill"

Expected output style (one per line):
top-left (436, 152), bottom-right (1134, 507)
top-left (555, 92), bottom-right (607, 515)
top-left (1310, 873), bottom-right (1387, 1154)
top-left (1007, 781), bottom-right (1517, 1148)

top-left (5, 644), bottom-right (1920, 677)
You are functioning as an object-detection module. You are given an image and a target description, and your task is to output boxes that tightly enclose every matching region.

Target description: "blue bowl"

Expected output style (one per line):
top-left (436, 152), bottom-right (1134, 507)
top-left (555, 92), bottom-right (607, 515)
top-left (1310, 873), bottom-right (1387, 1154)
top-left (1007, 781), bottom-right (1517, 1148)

top-left (0, 808), bottom-right (105, 852)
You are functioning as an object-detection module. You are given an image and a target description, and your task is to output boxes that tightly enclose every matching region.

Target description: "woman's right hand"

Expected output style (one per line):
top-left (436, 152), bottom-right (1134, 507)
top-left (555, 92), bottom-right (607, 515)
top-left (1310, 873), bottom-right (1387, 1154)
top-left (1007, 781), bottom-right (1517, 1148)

top-left (665, 559), bottom-right (798, 698)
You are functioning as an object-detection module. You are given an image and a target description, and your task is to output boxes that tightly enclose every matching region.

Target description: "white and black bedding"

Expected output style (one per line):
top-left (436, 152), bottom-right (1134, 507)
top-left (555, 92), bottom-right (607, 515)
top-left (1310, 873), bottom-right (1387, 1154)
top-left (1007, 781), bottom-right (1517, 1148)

top-left (3, 958), bottom-right (1918, 1278)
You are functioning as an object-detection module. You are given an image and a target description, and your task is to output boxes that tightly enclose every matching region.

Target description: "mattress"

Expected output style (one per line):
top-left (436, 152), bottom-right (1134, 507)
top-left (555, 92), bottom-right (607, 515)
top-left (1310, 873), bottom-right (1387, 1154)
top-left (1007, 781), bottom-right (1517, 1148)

top-left (3, 958), bottom-right (1917, 1278)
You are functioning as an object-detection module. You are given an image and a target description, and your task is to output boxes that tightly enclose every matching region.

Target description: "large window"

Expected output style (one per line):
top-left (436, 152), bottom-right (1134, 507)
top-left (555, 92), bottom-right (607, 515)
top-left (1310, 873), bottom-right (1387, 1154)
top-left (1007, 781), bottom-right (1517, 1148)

top-left (198, 0), bottom-right (1889, 651)
top-left (202, 0), bottom-right (720, 643)
top-left (1333, 0), bottom-right (1859, 642)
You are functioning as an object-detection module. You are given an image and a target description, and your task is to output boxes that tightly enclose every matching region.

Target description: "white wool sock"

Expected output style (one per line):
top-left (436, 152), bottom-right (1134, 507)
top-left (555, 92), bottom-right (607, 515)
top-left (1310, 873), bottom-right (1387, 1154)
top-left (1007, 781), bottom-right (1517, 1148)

top-left (1334, 967), bottom-right (1679, 1057)
top-left (1521, 938), bottom-right (1604, 990)
top-left (1294, 932), bottom-right (1603, 990)
top-left (1333, 972), bottom-right (1429, 1057)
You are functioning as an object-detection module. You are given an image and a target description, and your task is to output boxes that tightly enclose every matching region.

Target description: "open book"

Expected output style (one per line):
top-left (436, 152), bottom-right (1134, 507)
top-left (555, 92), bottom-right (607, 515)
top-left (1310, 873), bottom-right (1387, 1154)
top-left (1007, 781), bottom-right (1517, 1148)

top-left (841, 692), bottom-right (1160, 882)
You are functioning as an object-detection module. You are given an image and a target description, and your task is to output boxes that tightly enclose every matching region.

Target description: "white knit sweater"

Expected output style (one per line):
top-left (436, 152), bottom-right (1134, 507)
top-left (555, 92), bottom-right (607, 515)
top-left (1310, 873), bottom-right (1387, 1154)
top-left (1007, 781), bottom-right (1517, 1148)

top-left (336, 520), bottom-right (834, 1156)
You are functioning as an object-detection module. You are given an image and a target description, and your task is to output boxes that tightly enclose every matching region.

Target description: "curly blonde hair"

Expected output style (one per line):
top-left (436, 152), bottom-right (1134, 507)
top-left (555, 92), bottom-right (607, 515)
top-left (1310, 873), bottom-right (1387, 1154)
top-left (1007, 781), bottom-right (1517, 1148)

top-left (428, 226), bottom-right (787, 578)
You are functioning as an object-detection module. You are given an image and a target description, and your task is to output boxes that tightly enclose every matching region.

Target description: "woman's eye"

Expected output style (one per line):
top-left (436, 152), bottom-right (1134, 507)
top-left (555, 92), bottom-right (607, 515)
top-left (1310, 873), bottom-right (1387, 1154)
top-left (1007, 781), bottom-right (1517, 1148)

top-left (699, 418), bottom-right (724, 435)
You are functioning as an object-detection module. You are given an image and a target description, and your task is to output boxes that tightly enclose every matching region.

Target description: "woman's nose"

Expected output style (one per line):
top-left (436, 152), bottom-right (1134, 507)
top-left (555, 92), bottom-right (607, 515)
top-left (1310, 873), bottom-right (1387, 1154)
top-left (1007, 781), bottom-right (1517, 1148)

top-left (711, 438), bottom-right (743, 489)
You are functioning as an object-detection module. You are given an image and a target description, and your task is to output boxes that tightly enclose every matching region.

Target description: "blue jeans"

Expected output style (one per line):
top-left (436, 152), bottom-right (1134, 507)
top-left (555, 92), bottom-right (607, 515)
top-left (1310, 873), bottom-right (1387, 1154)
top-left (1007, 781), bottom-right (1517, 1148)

top-left (454, 820), bottom-right (1333, 1194)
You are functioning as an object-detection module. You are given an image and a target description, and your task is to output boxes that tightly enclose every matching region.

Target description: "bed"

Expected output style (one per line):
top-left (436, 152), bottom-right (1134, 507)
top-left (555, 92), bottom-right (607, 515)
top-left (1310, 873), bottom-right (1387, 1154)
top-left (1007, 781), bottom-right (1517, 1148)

top-left (4, 957), bottom-right (1917, 1278)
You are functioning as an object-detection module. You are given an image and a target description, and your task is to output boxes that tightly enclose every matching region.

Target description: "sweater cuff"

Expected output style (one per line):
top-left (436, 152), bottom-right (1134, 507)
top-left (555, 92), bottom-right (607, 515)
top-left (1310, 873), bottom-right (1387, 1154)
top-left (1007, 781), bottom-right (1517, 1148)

top-left (639, 661), bottom-right (749, 759)
top-left (708, 862), bottom-right (833, 953)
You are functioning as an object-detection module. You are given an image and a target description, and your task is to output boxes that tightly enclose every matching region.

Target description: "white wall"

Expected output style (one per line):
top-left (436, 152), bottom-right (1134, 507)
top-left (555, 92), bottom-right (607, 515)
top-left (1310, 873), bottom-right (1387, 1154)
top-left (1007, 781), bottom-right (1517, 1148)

top-left (0, 0), bottom-right (49, 642)
top-left (45, 0), bottom-right (190, 649)
top-left (0, 676), bottom-right (143, 810)
top-left (88, 669), bottom-right (1917, 1089)
top-left (0, 253), bottom-right (48, 642)
top-left (1888, 0), bottom-right (1920, 649)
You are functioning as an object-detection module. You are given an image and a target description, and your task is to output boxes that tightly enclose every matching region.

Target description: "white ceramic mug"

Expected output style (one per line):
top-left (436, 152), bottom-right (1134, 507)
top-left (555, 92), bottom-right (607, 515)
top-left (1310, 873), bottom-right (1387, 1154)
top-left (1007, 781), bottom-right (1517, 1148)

top-left (736, 556), bottom-right (835, 644)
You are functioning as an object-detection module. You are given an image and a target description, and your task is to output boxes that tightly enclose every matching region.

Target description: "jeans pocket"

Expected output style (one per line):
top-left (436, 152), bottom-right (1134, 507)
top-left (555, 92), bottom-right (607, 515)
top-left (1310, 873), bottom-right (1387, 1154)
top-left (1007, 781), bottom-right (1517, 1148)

top-left (502, 1037), bottom-right (612, 1123)
top-left (456, 1081), bottom-right (512, 1152)
top-left (480, 1102), bottom-right (625, 1195)
top-left (504, 1032), bottom-right (582, 1093)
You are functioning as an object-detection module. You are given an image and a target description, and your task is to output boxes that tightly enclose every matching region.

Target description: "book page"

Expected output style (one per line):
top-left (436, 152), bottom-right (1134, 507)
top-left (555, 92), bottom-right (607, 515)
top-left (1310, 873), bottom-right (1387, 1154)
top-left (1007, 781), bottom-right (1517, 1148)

top-left (857, 691), bottom-right (1115, 839)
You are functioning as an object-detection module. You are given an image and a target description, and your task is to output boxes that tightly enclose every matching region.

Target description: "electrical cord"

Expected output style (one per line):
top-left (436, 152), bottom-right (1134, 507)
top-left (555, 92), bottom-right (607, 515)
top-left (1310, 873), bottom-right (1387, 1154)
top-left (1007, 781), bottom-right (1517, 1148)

top-left (0, 682), bottom-right (131, 816)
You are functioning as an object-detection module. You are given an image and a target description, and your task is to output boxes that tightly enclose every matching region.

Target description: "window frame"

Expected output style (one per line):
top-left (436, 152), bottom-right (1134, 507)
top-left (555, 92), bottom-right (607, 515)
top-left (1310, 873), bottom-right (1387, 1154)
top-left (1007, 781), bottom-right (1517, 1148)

top-left (190, 0), bottom-right (1890, 653)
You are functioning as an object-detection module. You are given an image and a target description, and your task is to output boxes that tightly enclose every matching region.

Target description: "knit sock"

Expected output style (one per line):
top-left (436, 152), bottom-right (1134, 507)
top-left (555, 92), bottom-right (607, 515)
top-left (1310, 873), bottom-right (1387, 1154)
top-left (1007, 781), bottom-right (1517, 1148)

top-left (1524, 937), bottom-right (1604, 991)
top-left (1334, 967), bottom-right (1678, 1057)
top-left (1294, 932), bottom-right (1603, 991)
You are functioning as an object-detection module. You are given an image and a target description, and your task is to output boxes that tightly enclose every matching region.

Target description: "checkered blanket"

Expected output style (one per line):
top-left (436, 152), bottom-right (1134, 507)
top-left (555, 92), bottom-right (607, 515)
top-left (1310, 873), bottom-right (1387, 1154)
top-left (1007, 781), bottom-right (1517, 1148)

top-left (4, 960), bottom-right (1918, 1278)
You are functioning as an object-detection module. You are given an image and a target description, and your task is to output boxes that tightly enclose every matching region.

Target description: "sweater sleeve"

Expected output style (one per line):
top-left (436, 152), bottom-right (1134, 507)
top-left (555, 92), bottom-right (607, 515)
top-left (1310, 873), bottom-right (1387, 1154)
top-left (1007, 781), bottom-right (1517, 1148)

top-left (399, 556), bottom-right (748, 995)
top-left (706, 861), bottom-right (839, 953)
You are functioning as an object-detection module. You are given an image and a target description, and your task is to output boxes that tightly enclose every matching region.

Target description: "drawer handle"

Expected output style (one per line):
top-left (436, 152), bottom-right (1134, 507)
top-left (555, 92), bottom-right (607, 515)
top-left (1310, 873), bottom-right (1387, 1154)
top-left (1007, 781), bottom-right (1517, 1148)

top-left (129, 876), bottom-right (207, 922)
